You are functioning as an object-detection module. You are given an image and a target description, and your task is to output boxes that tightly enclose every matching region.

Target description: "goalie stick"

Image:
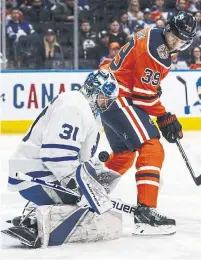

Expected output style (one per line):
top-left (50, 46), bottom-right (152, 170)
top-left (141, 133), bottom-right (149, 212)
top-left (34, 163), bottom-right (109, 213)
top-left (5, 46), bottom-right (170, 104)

top-left (15, 171), bottom-right (136, 217)
top-left (176, 139), bottom-right (201, 186)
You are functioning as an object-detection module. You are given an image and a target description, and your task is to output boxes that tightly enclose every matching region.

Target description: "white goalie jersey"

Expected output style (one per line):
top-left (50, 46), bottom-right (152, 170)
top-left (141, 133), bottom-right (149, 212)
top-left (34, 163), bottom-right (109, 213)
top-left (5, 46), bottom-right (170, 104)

top-left (8, 91), bottom-right (102, 191)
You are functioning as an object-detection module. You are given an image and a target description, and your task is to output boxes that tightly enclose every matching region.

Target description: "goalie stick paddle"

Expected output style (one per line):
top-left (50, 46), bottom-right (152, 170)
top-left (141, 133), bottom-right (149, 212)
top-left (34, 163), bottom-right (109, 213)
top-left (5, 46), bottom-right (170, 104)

top-left (176, 139), bottom-right (201, 186)
top-left (15, 172), bottom-right (81, 197)
top-left (15, 171), bottom-right (136, 217)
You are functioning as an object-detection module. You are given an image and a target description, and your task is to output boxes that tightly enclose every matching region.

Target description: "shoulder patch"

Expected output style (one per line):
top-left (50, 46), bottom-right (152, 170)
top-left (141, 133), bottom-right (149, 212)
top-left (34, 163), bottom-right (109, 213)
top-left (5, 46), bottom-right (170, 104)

top-left (148, 28), bottom-right (171, 68)
top-left (136, 29), bottom-right (147, 40)
top-left (157, 44), bottom-right (169, 59)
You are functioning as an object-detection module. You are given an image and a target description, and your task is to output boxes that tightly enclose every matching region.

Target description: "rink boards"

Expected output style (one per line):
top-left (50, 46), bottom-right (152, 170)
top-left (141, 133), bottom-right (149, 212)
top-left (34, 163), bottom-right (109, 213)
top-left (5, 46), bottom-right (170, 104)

top-left (1, 70), bottom-right (201, 134)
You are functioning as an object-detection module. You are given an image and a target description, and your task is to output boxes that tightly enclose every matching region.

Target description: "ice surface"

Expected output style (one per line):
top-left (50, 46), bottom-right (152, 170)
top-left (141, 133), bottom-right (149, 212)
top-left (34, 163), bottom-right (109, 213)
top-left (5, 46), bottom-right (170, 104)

top-left (1, 133), bottom-right (201, 260)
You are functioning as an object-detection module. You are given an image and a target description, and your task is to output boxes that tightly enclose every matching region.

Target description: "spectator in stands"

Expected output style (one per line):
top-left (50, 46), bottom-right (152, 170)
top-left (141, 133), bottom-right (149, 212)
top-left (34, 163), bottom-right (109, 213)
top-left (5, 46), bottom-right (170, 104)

top-left (189, 46), bottom-right (201, 69)
top-left (143, 8), bottom-right (156, 29)
top-left (78, 0), bottom-right (89, 11)
top-left (176, 0), bottom-right (189, 12)
top-left (18, 0), bottom-right (29, 12)
top-left (188, 0), bottom-right (201, 13)
top-left (79, 19), bottom-right (97, 49)
top-left (43, 29), bottom-right (64, 69)
top-left (1, 0), bottom-right (24, 23)
top-left (127, 0), bottom-right (144, 21)
top-left (155, 19), bottom-right (166, 28)
top-left (164, 0), bottom-right (178, 12)
top-left (16, 34), bottom-right (44, 69)
top-left (139, 0), bottom-right (152, 10)
top-left (195, 11), bottom-right (201, 36)
top-left (7, 8), bottom-right (35, 43)
top-left (23, 0), bottom-right (52, 23)
top-left (53, 0), bottom-right (74, 22)
top-left (152, 0), bottom-right (174, 21)
top-left (99, 42), bottom-right (120, 68)
top-left (129, 20), bottom-right (145, 34)
top-left (108, 19), bottom-right (128, 47)
top-left (119, 11), bottom-right (132, 36)
top-left (152, 0), bottom-right (165, 12)
top-left (96, 30), bottom-right (110, 59)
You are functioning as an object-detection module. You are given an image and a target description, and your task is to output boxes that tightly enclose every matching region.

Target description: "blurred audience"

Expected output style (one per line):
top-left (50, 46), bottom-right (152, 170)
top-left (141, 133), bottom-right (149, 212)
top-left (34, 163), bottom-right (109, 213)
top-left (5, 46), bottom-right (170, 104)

top-left (119, 11), bottom-right (131, 36)
top-left (189, 46), bottom-right (201, 69)
top-left (176, 0), bottom-right (189, 12)
top-left (99, 42), bottom-right (120, 68)
top-left (52, 0), bottom-right (74, 22)
top-left (143, 8), bottom-right (156, 28)
top-left (3, 0), bottom-right (201, 70)
top-left (96, 30), bottom-right (110, 59)
top-left (155, 18), bottom-right (166, 28)
top-left (108, 19), bottom-right (128, 46)
top-left (1, 0), bottom-right (24, 23)
top-left (127, 0), bottom-right (144, 21)
top-left (79, 19), bottom-right (97, 49)
top-left (195, 11), bottom-right (201, 36)
top-left (43, 29), bottom-right (65, 69)
top-left (188, 0), bottom-right (201, 13)
top-left (23, 0), bottom-right (52, 23)
top-left (7, 8), bottom-right (35, 43)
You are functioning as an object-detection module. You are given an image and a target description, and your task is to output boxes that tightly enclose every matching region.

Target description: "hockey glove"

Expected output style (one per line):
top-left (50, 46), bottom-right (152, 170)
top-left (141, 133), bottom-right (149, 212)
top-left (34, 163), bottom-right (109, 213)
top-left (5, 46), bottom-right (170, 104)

top-left (157, 85), bottom-right (162, 97)
top-left (91, 156), bottom-right (121, 193)
top-left (157, 113), bottom-right (183, 143)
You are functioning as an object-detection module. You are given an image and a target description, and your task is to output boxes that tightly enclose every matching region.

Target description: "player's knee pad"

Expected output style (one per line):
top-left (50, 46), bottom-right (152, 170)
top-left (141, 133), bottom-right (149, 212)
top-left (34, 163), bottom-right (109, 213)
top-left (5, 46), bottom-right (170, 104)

top-left (36, 204), bottom-right (122, 247)
top-left (105, 151), bottom-right (136, 175)
top-left (136, 138), bottom-right (165, 169)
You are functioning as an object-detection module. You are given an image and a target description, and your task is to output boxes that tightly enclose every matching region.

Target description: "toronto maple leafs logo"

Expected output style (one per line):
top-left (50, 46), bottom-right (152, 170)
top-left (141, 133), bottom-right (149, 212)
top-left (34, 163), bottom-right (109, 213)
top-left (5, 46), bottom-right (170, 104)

top-left (91, 133), bottom-right (100, 157)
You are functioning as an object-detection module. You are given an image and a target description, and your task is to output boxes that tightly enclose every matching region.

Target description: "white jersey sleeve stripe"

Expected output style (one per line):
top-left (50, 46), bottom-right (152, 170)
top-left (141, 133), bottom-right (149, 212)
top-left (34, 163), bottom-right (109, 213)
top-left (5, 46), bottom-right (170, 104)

top-left (41, 144), bottom-right (80, 153)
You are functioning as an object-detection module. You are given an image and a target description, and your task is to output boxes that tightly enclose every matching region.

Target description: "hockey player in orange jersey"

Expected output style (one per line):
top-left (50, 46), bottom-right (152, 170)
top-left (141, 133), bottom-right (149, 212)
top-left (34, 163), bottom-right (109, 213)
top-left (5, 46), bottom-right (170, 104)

top-left (100, 12), bottom-right (197, 235)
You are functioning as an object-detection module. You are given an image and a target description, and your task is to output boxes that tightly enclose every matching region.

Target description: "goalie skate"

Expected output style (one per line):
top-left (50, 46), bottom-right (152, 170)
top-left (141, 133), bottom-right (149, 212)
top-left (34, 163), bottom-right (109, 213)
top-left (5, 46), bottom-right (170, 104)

top-left (1, 226), bottom-right (41, 248)
top-left (133, 204), bottom-right (176, 236)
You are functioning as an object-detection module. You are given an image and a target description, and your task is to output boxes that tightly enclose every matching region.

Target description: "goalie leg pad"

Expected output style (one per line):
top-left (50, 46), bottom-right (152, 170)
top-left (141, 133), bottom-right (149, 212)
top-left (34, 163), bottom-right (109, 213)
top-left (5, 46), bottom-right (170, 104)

top-left (36, 204), bottom-right (122, 247)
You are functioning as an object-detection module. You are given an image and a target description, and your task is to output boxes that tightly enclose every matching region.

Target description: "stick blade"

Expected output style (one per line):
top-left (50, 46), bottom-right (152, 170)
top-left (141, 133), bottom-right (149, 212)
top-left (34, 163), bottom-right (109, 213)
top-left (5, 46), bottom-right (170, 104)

top-left (194, 175), bottom-right (201, 186)
top-left (176, 76), bottom-right (186, 85)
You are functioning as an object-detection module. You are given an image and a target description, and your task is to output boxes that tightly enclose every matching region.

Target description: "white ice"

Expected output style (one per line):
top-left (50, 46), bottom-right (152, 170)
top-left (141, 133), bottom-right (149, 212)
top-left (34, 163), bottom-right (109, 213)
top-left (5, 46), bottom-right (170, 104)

top-left (1, 133), bottom-right (201, 260)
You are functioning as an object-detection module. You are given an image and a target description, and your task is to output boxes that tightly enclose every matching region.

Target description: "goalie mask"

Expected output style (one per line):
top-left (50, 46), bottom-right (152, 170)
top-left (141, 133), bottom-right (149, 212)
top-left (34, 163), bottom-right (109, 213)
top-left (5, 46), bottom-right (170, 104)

top-left (80, 70), bottom-right (119, 117)
top-left (165, 12), bottom-right (197, 53)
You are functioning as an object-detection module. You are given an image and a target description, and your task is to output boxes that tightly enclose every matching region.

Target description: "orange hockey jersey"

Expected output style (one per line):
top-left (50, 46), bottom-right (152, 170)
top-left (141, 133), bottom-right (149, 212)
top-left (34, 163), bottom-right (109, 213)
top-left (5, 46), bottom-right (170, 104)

top-left (100, 28), bottom-right (172, 117)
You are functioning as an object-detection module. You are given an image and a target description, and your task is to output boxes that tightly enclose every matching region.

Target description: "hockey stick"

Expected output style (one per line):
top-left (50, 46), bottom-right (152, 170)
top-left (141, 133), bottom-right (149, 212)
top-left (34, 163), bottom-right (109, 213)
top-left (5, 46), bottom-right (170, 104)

top-left (15, 172), bottom-right (80, 197)
top-left (15, 171), bottom-right (136, 217)
top-left (176, 76), bottom-right (190, 114)
top-left (176, 139), bottom-right (201, 186)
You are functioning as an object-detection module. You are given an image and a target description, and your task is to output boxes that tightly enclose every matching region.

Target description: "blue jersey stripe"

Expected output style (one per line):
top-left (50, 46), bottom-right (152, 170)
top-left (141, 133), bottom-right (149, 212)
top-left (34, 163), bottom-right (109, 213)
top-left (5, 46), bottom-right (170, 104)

top-left (8, 177), bottom-right (24, 185)
top-left (42, 144), bottom-right (80, 153)
top-left (42, 155), bottom-right (78, 162)
top-left (26, 171), bottom-right (53, 178)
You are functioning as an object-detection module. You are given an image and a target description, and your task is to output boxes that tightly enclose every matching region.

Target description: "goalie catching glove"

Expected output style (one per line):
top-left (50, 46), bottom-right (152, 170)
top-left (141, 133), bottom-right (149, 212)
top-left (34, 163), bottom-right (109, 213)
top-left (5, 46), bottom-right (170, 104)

top-left (157, 112), bottom-right (183, 143)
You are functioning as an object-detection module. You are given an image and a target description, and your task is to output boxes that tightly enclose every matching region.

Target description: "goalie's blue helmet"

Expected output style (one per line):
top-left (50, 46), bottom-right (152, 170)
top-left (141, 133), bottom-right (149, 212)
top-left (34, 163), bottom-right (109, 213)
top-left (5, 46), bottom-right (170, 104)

top-left (81, 70), bottom-right (119, 116)
top-left (165, 12), bottom-right (197, 51)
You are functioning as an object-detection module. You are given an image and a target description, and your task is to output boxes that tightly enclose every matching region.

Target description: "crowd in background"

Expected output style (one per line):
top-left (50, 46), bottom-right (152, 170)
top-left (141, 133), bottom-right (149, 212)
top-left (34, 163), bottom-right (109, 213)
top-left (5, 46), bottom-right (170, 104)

top-left (1, 0), bottom-right (201, 70)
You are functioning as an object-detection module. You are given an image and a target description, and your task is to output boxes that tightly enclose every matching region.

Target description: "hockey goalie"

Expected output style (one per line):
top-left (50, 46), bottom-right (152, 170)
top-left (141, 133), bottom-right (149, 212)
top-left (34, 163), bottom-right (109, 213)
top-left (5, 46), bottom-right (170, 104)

top-left (2, 70), bottom-right (122, 248)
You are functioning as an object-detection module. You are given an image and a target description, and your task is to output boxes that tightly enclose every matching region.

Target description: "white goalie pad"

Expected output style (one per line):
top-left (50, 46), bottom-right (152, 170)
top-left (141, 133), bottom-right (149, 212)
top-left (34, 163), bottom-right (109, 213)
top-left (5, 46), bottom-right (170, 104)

top-left (36, 204), bottom-right (122, 248)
